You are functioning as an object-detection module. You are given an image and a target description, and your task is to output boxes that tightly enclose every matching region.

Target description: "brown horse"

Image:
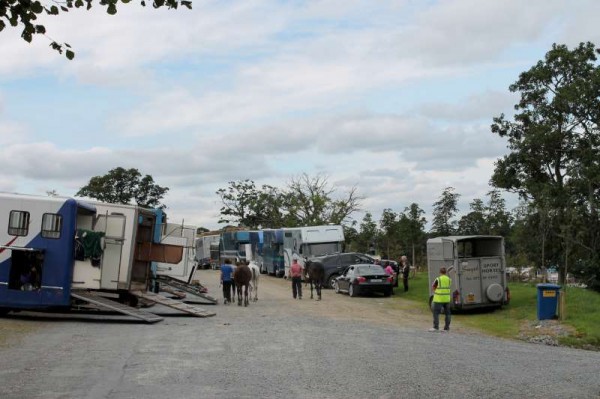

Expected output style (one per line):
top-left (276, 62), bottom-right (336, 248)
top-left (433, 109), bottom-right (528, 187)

top-left (233, 262), bottom-right (252, 306)
top-left (304, 260), bottom-right (324, 300)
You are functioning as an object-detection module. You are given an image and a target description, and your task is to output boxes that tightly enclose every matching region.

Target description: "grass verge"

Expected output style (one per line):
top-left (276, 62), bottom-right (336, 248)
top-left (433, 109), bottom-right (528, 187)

top-left (393, 272), bottom-right (600, 351)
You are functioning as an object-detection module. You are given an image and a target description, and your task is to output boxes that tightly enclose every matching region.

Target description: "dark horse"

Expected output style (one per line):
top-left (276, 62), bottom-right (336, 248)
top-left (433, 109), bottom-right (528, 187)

top-left (304, 260), bottom-right (324, 300)
top-left (233, 262), bottom-right (252, 306)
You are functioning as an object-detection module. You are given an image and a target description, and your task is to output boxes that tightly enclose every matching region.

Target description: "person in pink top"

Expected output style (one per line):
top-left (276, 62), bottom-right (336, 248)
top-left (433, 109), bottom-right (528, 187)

top-left (290, 258), bottom-right (304, 299)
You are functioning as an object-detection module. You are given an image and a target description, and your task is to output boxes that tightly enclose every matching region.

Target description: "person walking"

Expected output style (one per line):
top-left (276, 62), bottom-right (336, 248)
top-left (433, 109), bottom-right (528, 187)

top-left (220, 258), bottom-right (234, 304)
top-left (429, 267), bottom-right (452, 332)
top-left (290, 258), bottom-right (303, 299)
top-left (400, 255), bottom-right (411, 292)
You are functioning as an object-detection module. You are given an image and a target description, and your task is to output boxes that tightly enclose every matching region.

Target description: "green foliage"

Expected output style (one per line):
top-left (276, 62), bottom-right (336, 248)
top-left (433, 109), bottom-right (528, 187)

top-left (76, 167), bottom-right (169, 209)
top-left (431, 186), bottom-right (460, 236)
top-left (0, 0), bottom-right (191, 59)
top-left (491, 42), bottom-right (600, 288)
top-left (215, 174), bottom-right (362, 229)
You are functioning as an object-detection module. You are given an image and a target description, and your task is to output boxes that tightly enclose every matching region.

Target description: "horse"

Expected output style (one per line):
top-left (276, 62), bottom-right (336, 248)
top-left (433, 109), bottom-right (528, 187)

top-left (304, 260), bottom-right (324, 300)
top-left (233, 262), bottom-right (252, 306)
top-left (247, 260), bottom-right (260, 302)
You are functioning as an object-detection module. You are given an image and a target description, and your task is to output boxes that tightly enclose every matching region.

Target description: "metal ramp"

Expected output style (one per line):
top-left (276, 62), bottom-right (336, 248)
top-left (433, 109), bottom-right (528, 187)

top-left (71, 290), bottom-right (163, 323)
top-left (131, 291), bottom-right (216, 318)
top-left (156, 275), bottom-right (218, 305)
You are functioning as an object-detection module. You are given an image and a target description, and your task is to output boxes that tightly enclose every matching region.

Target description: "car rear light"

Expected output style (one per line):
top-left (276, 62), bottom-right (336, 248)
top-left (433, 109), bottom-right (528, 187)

top-left (356, 277), bottom-right (367, 284)
top-left (453, 290), bottom-right (460, 305)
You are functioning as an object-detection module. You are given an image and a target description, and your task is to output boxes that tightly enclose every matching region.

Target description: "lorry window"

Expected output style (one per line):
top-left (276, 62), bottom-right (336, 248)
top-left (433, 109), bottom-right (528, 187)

top-left (8, 210), bottom-right (30, 236)
top-left (41, 213), bottom-right (62, 239)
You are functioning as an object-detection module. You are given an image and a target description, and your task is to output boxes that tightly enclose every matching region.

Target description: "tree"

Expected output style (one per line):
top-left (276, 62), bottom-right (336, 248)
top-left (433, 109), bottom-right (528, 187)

top-left (431, 187), bottom-right (460, 236)
top-left (491, 42), bottom-right (600, 287)
top-left (216, 180), bottom-right (285, 229)
top-left (76, 167), bottom-right (169, 208)
top-left (0, 0), bottom-right (191, 59)
top-left (283, 173), bottom-right (362, 226)
top-left (398, 203), bottom-right (427, 267)
top-left (356, 212), bottom-right (378, 254)
top-left (457, 198), bottom-right (487, 235)
top-left (379, 208), bottom-right (398, 258)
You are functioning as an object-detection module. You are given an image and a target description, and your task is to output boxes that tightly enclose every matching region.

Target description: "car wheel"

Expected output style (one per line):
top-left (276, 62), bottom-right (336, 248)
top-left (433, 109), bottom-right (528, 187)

top-left (349, 284), bottom-right (357, 297)
top-left (0, 307), bottom-right (10, 316)
top-left (334, 281), bottom-right (340, 294)
top-left (383, 289), bottom-right (391, 297)
top-left (327, 274), bottom-right (339, 289)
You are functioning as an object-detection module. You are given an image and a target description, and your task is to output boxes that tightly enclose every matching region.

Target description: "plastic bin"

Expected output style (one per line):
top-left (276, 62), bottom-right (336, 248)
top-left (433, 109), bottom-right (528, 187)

top-left (536, 283), bottom-right (561, 320)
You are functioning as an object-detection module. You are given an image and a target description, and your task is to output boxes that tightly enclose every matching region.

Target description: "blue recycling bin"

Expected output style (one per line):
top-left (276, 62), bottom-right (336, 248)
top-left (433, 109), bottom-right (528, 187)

top-left (536, 284), bottom-right (561, 320)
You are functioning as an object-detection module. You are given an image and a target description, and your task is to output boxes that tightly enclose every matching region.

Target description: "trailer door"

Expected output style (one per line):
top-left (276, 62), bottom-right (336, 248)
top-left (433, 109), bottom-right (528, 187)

top-left (458, 258), bottom-right (482, 306)
top-left (94, 214), bottom-right (125, 290)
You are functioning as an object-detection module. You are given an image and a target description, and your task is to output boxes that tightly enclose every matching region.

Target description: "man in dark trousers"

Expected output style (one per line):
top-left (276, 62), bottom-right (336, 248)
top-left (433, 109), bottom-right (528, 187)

top-left (220, 258), bottom-right (234, 304)
top-left (400, 255), bottom-right (411, 292)
top-left (429, 267), bottom-right (452, 332)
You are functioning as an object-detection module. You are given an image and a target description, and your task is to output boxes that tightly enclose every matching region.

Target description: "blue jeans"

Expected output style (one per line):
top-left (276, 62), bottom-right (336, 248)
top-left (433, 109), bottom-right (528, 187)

top-left (432, 302), bottom-right (451, 330)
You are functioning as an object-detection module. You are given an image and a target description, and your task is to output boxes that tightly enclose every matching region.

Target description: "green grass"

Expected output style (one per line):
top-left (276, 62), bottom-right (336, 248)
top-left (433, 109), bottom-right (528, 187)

top-left (393, 272), bottom-right (600, 350)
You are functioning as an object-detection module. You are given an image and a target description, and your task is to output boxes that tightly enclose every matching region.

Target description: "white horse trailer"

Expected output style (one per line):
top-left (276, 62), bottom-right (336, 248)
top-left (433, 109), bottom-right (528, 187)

top-left (427, 235), bottom-right (510, 310)
top-left (282, 225), bottom-right (345, 278)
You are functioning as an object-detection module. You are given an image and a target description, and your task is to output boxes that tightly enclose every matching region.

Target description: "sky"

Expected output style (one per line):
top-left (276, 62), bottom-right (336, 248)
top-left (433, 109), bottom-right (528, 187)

top-left (1, 0), bottom-right (599, 230)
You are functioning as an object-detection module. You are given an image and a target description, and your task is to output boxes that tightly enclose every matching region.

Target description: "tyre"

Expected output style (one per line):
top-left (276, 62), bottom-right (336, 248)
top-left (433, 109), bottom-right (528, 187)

top-left (334, 281), bottom-right (340, 294)
top-left (327, 274), bottom-right (339, 289)
top-left (0, 307), bottom-right (10, 316)
top-left (383, 289), bottom-right (391, 297)
top-left (349, 284), bottom-right (358, 297)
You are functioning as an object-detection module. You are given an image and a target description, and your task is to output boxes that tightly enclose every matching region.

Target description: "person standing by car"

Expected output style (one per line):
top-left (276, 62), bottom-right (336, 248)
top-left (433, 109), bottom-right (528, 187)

top-left (400, 255), bottom-right (411, 292)
top-left (290, 258), bottom-right (303, 299)
top-left (383, 262), bottom-right (396, 290)
top-left (220, 258), bottom-right (234, 304)
top-left (429, 267), bottom-right (452, 332)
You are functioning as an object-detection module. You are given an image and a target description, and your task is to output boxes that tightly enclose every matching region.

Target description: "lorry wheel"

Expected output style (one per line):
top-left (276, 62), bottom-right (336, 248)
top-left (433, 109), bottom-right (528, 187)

top-left (327, 274), bottom-right (339, 289)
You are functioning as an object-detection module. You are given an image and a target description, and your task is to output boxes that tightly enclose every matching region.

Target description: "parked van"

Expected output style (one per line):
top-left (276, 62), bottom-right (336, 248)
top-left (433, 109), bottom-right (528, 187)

top-left (427, 235), bottom-right (509, 310)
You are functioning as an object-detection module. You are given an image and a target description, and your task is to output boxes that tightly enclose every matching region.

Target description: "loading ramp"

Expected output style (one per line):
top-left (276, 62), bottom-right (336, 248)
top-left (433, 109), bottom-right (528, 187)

top-left (156, 275), bottom-right (218, 305)
top-left (71, 290), bottom-right (164, 323)
top-left (131, 291), bottom-right (216, 318)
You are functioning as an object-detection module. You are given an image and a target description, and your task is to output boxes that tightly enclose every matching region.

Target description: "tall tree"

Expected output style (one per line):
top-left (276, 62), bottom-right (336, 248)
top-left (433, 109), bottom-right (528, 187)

top-left (457, 198), bottom-right (487, 235)
top-left (431, 187), bottom-right (460, 236)
top-left (283, 173), bottom-right (362, 226)
top-left (379, 208), bottom-right (398, 259)
top-left (216, 180), bottom-right (284, 228)
top-left (398, 203), bottom-right (427, 267)
top-left (356, 212), bottom-right (378, 255)
top-left (491, 42), bottom-right (600, 286)
top-left (76, 167), bottom-right (169, 208)
top-left (0, 0), bottom-right (191, 59)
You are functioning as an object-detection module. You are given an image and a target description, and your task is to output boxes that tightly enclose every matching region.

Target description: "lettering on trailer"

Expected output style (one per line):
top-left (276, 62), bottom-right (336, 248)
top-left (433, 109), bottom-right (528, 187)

top-left (461, 262), bottom-right (480, 282)
top-left (481, 260), bottom-right (502, 281)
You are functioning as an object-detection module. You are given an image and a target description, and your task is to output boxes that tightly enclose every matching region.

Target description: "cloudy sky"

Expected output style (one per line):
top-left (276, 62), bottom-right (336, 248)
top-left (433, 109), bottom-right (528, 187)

top-left (0, 0), bottom-right (598, 230)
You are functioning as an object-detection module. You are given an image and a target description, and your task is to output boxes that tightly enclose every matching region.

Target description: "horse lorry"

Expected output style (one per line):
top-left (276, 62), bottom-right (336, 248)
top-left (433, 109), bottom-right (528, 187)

top-left (195, 232), bottom-right (220, 269)
top-left (282, 225), bottom-right (345, 278)
top-left (427, 235), bottom-right (510, 310)
top-left (0, 193), bottom-right (214, 322)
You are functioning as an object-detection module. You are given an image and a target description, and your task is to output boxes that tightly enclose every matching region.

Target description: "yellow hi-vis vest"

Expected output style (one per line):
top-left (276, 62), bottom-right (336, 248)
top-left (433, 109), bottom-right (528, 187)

top-left (433, 275), bottom-right (452, 303)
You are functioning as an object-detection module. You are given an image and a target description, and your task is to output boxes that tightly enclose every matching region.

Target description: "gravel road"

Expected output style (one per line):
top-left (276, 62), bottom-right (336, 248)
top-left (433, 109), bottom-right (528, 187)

top-left (0, 270), bottom-right (598, 399)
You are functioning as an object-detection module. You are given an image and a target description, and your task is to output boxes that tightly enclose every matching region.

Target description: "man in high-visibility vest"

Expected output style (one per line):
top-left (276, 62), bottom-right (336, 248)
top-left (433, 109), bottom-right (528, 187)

top-left (429, 267), bottom-right (452, 332)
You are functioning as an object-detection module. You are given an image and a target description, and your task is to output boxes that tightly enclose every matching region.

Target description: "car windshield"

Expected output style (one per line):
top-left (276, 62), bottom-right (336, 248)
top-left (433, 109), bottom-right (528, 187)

top-left (355, 265), bottom-right (385, 275)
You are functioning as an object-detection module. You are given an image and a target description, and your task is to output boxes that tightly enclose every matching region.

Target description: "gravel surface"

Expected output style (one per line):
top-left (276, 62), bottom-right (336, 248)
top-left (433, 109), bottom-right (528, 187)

top-left (0, 270), bottom-right (599, 399)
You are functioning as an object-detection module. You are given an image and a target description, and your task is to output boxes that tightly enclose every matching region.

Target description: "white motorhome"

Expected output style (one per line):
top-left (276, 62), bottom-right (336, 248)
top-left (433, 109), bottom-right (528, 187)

top-left (195, 233), bottom-right (220, 269)
top-left (282, 225), bottom-right (345, 278)
top-left (427, 235), bottom-right (509, 310)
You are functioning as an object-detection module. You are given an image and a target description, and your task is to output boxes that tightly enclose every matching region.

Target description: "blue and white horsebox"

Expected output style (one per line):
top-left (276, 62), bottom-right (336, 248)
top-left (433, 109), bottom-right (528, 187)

top-left (0, 193), bottom-right (214, 322)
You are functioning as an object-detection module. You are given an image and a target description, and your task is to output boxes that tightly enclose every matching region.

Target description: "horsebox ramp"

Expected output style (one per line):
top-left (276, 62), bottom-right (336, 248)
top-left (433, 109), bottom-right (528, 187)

top-left (156, 275), bottom-right (218, 305)
top-left (131, 291), bottom-right (216, 318)
top-left (71, 290), bottom-right (164, 323)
